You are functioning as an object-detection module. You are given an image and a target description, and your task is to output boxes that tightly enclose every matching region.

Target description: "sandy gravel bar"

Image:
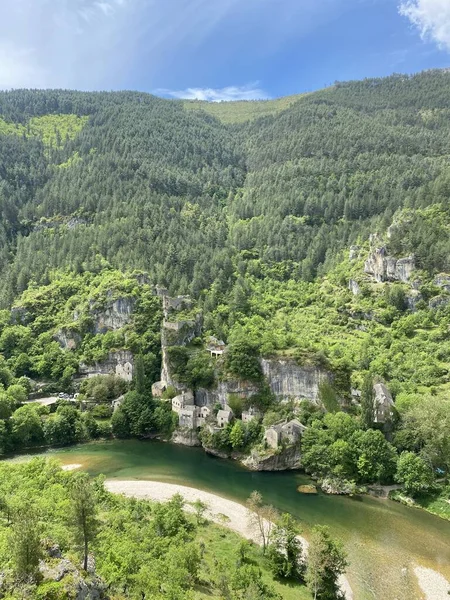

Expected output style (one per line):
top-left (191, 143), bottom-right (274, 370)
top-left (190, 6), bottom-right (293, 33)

top-left (414, 567), bottom-right (450, 600)
top-left (105, 479), bottom-right (354, 600)
top-left (61, 463), bottom-right (82, 471)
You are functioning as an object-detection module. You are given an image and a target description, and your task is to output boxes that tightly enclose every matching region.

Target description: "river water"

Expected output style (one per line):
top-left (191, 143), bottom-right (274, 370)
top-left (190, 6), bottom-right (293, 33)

top-left (9, 439), bottom-right (450, 600)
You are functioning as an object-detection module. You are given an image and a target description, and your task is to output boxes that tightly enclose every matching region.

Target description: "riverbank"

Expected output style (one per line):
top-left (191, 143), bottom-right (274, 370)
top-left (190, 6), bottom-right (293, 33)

top-left (105, 479), bottom-right (354, 600)
top-left (5, 439), bottom-right (450, 600)
top-left (390, 488), bottom-right (450, 522)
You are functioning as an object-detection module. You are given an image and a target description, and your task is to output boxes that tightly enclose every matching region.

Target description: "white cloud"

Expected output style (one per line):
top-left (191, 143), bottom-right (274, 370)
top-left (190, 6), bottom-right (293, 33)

top-left (0, 42), bottom-right (47, 89)
top-left (157, 83), bottom-right (270, 102)
top-left (0, 0), bottom-right (136, 89)
top-left (399, 0), bottom-right (450, 51)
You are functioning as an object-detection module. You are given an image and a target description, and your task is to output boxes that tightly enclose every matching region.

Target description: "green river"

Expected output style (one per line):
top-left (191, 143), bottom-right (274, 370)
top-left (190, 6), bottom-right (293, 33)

top-left (8, 439), bottom-right (450, 600)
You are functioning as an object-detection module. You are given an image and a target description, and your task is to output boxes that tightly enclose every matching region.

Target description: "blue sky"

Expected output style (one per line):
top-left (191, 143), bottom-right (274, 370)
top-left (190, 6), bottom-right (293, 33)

top-left (1, 0), bottom-right (449, 99)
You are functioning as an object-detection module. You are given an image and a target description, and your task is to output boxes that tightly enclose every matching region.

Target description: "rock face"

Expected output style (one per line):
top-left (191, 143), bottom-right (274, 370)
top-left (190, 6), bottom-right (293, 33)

top-left (364, 246), bottom-right (415, 283)
top-left (349, 245), bottom-right (360, 260)
top-left (171, 428), bottom-right (201, 446)
top-left (348, 279), bottom-right (360, 296)
top-left (195, 379), bottom-right (260, 408)
top-left (242, 446), bottom-right (301, 471)
top-left (54, 328), bottom-right (82, 350)
top-left (405, 290), bottom-right (423, 312)
top-left (89, 296), bottom-right (136, 334)
top-left (434, 274), bottom-right (450, 293)
top-left (260, 358), bottom-right (331, 404)
top-left (429, 295), bottom-right (450, 309)
top-left (160, 312), bottom-right (202, 387)
top-left (39, 557), bottom-right (107, 599)
top-left (79, 350), bottom-right (134, 381)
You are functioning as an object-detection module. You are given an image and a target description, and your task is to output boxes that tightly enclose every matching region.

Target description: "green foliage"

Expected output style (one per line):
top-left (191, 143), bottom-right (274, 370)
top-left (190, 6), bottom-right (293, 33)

top-left (8, 506), bottom-right (42, 581)
top-left (0, 114), bottom-right (88, 148)
top-left (305, 525), bottom-right (347, 600)
top-left (229, 420), bottom-right (245, 450)
top-left (319, 382), bottom-right (339, 414)
top-left (267, 513), bottom-right (304, 581)
top-left (0, 75), bottom-right (449, 495)
top-left (385, 285), bottom-right (407, 312)
top-left (395, 451), bottom-right (435, 496)
top-left (395, 395), bottom-right (450, 476)
top-left (225, 336), bottom-right (263, 382)
top-left (80, 374), bottom-right (127, 401)
top-left (360, 373), bottom-right (375, 430)
top-left (302, 412), bottom-right (397, 484)
top-left (68, 473), bottom-right (98, 570)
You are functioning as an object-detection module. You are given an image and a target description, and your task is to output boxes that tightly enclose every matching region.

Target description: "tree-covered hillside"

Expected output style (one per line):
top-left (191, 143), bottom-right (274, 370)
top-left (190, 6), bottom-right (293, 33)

top-left (0, 71), bottom-right (449, 505)
top-left (1, 70), bottom-right (450, 306)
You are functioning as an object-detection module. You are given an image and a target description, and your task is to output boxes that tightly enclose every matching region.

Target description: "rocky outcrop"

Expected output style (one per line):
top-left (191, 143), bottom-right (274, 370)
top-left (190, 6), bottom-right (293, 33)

top-left (348, 279), bottom-right (360, 296)
top-left (88, 296), bottom-right (136, 334)
top-left (54, 328), bottom-right (82, 350)
top-left (195, 379), bottom-right (260, 408)
top-left (320, 478), bottom-right (358, 495)
top-left (434, 274), bottom-right (450, 293)
top-left (67, 217), bottom-right (87, 229)
top-left (171, 428), bottom-right (201, 446)
top-left (39, 557), bottom-right (107, 599)
top-left (160, 311), bottom-right (202, 387)
top-left (364, 246), bottom-right (415, 283)
top-left (428, 295), bottom-right (450, 309)
top-left (405, 290), bottom-right (423, 312)
top-left (260, 358), bottom-right (332, 404)
top-left (242, 446), bottom-right (301, 471)
top-left (349, 245), bottom-right (360, 260)
top-left (79, 350), bottom-right (133, 381)
top-left (163, 294), bottom-right (193, 317)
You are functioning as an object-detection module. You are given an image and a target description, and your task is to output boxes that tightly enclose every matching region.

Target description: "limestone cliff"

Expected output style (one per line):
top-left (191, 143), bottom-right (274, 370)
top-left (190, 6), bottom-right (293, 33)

top-left (195, 379), bottom-right (260, 407)
top-left (157, 290), bottom-right (202, 388)
top-left (54, 328), bottom-right (82, 350)
top-left (87, 296), bottom-right (136, 334)
top-left (79, 350), bottom-right (134, 381)
top-left (242, 446), bottom-right (301, 471)
top-left (260, 358), bottom-right (331, 404)
top-left (364, 246), bottom-right (415, 283)
top-left (171, 428), bottom-right (201, 446)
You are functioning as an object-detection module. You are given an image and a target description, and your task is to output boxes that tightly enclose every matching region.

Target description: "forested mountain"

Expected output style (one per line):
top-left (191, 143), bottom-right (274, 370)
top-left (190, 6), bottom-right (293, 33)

top-left (0, 70), bottom-right (449, 496)
top-left (1, 70), bottom-right (449, 307)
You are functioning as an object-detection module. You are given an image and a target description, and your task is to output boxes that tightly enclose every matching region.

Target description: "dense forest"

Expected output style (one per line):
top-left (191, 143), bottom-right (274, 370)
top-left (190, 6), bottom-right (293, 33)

top-left (1, 71), bottom-right (450, 305)
top-left (0, 71), bottom-right (449, 523)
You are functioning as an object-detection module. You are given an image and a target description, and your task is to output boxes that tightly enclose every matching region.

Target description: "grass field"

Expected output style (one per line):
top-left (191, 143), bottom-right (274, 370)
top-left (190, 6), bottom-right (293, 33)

top-left (183, 94), bottom-right (306, 124)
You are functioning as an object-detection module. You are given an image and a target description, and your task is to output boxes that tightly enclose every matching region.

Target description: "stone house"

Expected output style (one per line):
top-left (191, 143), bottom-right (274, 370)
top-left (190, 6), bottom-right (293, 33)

top-left (178, 406), bottom-right (198, 429)
top-left (172, 390), bottom-right (195, 413)
top-left (115, 360), bottom-right (133, 381)
top-left (373, 383), bottom-right (395, 424)
top-left (172, 391), bottom-right (210, 429)
top-left (206, 336), bottom-right (226, 358)
top-left (264, 419), bottom-right (306, 449)
top-left (242, 406), bottom-right (261, 423)
top-left (217, 406), bottom-right (233, 428)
